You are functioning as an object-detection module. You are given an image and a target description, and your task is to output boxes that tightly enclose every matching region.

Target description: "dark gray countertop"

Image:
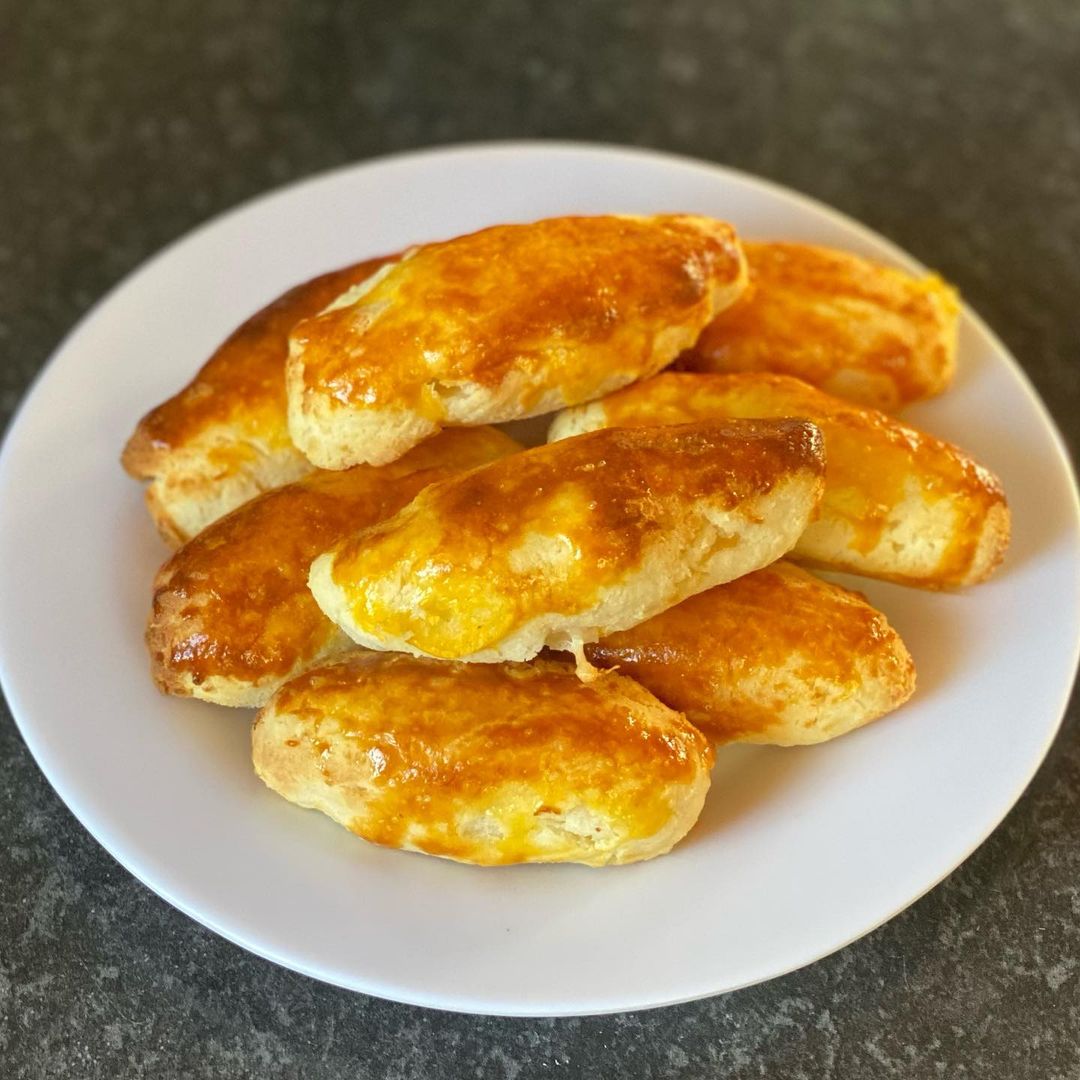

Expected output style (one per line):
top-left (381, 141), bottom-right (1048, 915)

top-left (2, 1), bottom-right (1078, 1076)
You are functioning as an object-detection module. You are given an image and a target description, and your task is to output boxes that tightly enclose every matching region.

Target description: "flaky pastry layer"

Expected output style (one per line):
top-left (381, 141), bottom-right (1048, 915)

top-left (123, 256), bottom-right (394, 544)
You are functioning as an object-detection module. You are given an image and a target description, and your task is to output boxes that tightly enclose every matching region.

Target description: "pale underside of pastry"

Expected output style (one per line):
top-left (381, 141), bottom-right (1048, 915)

top-left (122, 255), bottom-right (394, 546)
top-left (309, 419), bottom-right (826, 663)
top-left (550, 372), bottom-right (1009, 590)
top-left (147, 427), bottom-right (520, 707)
top-left (252, 653), bottom-right (715, 867)
top-left (584, 560), bottom-right (916, 745)
top-left (680, 241), bottom-right (959, 411)
top-left (286, 214), bottom-right (749, 469)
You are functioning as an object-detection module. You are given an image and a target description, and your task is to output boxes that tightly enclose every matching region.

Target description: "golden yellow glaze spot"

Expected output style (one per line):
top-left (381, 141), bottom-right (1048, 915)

top-left (585, 561), bottom-right (914, 741)
top-left (327, 419), bottom-right (823, 657)
top-left (148, 427), bottom-right (519, 688)
top-left (592, 372), bottom-right (1005, 587)
top-left (265, 654), bottom-right (713, 865)
top-left (291, 216), bottom-right (746, 420)
top-left (122, 256), bottom-right (395, 477)
top-left (683, 242), bottom-right (959, 410)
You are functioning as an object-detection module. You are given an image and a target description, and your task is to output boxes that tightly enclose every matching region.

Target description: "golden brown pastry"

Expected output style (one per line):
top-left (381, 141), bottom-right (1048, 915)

top-left (252, 653), bottom-right (714, 866)
top-left (681, 242), bottom-right (959, 410)
top-left (550, 372), bottom-right (1008, 589)
top-left (309, 419), bottom-right (826, 662)
top-left (286, 215), bottom-right (748, 469)
top-left (147, 427), bottom-right (520, 707)
top-left (585, 561), bottom-right (916, 745)
top-left (122, 255), bottom-right (394, 546)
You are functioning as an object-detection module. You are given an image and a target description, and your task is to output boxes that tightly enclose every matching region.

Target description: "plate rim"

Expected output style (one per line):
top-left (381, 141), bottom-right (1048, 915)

top-left (1, 139), bottom-right (1079, 1017)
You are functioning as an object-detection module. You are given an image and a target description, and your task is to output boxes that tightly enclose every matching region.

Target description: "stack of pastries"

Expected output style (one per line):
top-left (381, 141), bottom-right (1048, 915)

top-left (123, 214), bottom-right (1009, 867)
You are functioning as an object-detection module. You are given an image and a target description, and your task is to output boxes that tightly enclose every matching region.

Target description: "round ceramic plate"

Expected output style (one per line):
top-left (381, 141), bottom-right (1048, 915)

top-left (1, 143), bottom-right (1078, 1017)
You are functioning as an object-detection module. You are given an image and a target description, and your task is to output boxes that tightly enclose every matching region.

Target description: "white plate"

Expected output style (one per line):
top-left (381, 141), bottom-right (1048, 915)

top-left (2, 143), bottom-right (1078, 1017)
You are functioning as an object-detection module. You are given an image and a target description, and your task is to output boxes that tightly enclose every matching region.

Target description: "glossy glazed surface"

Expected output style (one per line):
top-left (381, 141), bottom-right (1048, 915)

top-left (586, 372), bottom-right (1007, 587)
top-left (122, 255), bottom-right (394, 477)
top-left (325, 419), bottom-right (824, 657)
top-left (148, 427), bottom-right (518, 694)
top-left (586, 561), bottom-right (915, 743)
top-left (684, 242), bottom-right (959, 410)
top-left (290, 215), bottom-right (746, 421)
top-left (254, 653), bottom-right (713, 865)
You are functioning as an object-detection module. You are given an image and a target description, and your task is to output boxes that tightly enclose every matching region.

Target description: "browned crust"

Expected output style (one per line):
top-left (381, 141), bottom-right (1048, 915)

top-left (122, 256), bottom-right (396, 481)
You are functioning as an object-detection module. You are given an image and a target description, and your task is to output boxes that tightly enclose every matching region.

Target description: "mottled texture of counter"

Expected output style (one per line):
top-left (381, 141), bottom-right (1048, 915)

top-left (1, 1), bottom-right (1078, 1076)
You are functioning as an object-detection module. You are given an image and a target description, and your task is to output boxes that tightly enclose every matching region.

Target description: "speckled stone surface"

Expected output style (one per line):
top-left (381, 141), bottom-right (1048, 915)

top-left (2, 1), bottom-right (1078, 1076)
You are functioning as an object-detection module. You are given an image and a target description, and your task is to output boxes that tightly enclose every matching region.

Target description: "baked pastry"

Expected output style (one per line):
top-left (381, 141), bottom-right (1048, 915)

top-left (550, 372), bottom-right (1009, 589)
top-left (585, 561), bottom-right (916, 745)
top-left (122, 255), bottom-right (394, 545)
top-left (147, 426), bottom-right (519, 707)
top-left (252, 653), bottom-right (714, 866)
top-left (286, 215), bottom-right (748, 469)
top-left (309, 419), bottom-right (826, 662)
top-left (680, 242), bottom-right (959, 410)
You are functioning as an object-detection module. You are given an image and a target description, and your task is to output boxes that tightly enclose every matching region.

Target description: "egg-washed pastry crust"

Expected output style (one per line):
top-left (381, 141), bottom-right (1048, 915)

top-left (123, 255), bottom-right (395, 545)
top-left (286, 214), bottom-right (748, 468)
top-left (310, 419), bottom-right (825, 662)
top-left (585, 560), bottom-right (916, 744)
top-left (147, 427), bottom-right (520, 707)
top-left (551, 372), bottom-right (1008, 589)
top-left (681, 241), bottom-right (959, 411)
top-left (253, 653), bottom-right (715, 866)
